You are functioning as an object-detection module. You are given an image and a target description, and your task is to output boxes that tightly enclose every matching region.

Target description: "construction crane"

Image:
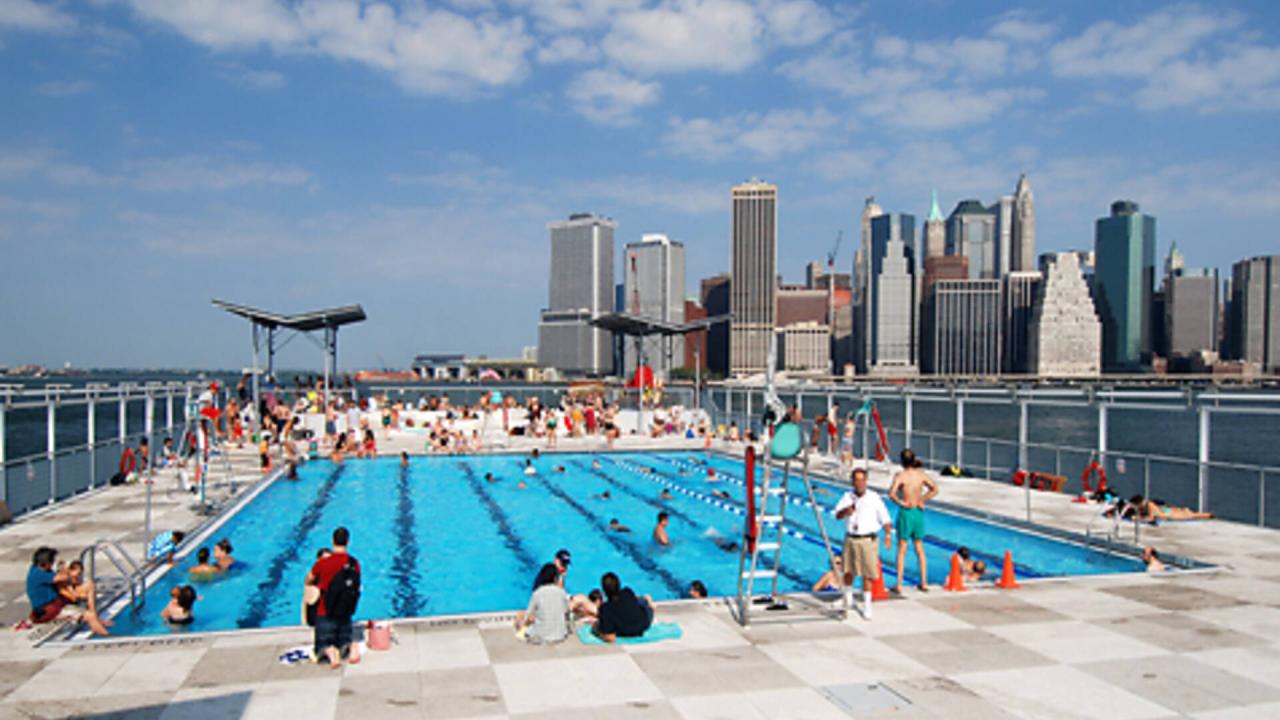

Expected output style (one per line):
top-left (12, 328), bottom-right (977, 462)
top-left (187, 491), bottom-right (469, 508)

top-left (825, 231), bottom-right (843, 376)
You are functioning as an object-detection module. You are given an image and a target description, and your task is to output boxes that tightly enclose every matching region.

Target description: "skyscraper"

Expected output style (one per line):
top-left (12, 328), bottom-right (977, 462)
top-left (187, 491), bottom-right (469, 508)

top-left (730, 179), bottom-right (777, 376)
top-left (701, 274), bottom-right (730, 376)
top-left (923, 190), bottom-right (945, 258)
top-left (1011, 174), bottom-right (1036, 272)
top-left (1229, 255), bottom-right (1280, 372)
top-left (989, 194), bottom-right (1013, 278)
top-left (945, 200), bottom-right (997, 279)
top-left (922, 278), bottom-right (1002, 375)
top-left (621, 234), bottom-right (686, 379)
top-left (1003, 271), bottom-right (1042, 374)
top-left (868, 212), bottom-right (918, 375)
top-left (537, 213), bottom-right (615, 376)
top-left (1028, 252), bottom-right (1101, 377)
top-left (1094, 200), bottom-right (1156, 370)
top-left (854, 196), bottom-right (884, 373)
top-left (1164, 268), bottom-right (1218, 359)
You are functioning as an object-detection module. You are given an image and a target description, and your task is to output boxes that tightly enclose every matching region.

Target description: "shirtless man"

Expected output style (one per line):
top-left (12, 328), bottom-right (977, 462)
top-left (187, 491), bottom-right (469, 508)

top-left (653, 512), bottom-right (670, 546)
top-left (888, 449), bottom-right (938, 593)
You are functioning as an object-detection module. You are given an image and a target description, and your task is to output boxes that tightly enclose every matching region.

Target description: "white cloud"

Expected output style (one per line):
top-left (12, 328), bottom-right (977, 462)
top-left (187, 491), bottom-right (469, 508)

top-left (761, 0), bottom-right (834, 47)
top-left (0, 0), bottom-right (76, 32)
top-left (1137, 44), bottom-right (1280, 112)
top-left (535, 34), bottom-right (599, 64)
top-left (989, 14), bottom-right (1055, 44)
top-left (569, 175), bottom-right (723, 214)
top-left (1049, 4), bottom-right (1241, 78)
top-left (121, 0), bottom-right (532, 96)
top-left (512, 0), bottom-right (644, 33)
top-left (603, 0), bottom-right (763, 74)
top-left (33, 79), bottom-right (93, 97)
top-left (0, 147), bottom-right (311, 192)
top-left (566, 68), bottom-right (660, 126)
top-left (665, 107), bottom-right (837, 160)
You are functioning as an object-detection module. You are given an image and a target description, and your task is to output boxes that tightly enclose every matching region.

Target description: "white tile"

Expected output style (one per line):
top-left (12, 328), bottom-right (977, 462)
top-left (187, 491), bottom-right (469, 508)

top-left (1190, 703), bottom-right (1280, 719)
top-left (241, 676), bottom-right (341, 720)
top-left (494, 654), bottom-right (662, 715)
top-left (854, 600), bottom-right (975, 637)
top-left (984, 620), bottom-right (1168, 663)
top-left (5, 653), bottom-right (128, 701)
top-left (954, 665), bottom-right (1175, 720)
top-left (95, 649), bottom-right (205, 696)
top-left (1185, 606), bottom-right (1280, 640)
top-left (1016, 587), bottom-right (1164, 620)
top-left (624, 612), bottom-right (749, 654)
top-left (1189, 646), bottom-right (1280, 690)
top-left (415, 627), bottom-right (491, 670)
top-left (673, 688), bottom-right (848, 720)
top-left (758, 637), bottom-right (933, 686)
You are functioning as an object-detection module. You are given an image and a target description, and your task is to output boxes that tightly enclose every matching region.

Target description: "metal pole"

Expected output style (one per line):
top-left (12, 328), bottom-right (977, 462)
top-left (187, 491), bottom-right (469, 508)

top-left (87, 395), bottom-right (95, 489)
top-left (144, 478), bottom-right (153, 560)
top-left (694, 345), bottom-right (701, 411)
top-left (322, 327), bottom-right (331, 413)
top-left (1197, 407), bottom-right (1210, 513)
top-left (118, 392), bottom-right (127, 445)
top-left (905, 394), bottom-right (913, 450)
top-left (47, 399), bottom-right (57, 505)
top-left (144, 390), bottom-right (154, 440)
top-left (1017, 401), bottom-right (1028, 471)
top-left (956, 398), bottom-right (966, 470)
top-left (251, 323), bottom-right (261, 433)
top-left (984, 440), bottom-right (991, 481)
top-left (745, 391), bottom-right (753, 436)
top-left (0, 403), bottom-right (6, 506)
top-left (165, 388), bottom-right (174, 431)
top-left (1259, 469), bottom-right (1266, 528)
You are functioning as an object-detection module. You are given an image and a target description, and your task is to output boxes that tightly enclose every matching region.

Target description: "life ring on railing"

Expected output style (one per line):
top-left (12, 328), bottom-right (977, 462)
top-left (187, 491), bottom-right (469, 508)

top-left (1082, 462), bottom-right (1107, 493)
top-left (120, 447), bottom-right (137, 476)
top-left (1012, 469), bottom-right (1029, 487)
top-left (744, 446), bottom-right (757, 553)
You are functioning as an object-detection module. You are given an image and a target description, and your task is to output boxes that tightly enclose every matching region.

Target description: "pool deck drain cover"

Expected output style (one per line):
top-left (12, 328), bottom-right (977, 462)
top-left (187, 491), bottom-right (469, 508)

top-left (819, 683), bottom-right (912, 715)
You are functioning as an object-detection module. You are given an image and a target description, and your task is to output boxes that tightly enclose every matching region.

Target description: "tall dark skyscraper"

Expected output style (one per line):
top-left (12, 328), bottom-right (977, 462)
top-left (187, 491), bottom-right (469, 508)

top-left (1094, 200), bottom-right (1156, 370)
top-left (730, 179), bottom-right (777, 376)
top-left (1229, 255), bottom-right (1280, 372)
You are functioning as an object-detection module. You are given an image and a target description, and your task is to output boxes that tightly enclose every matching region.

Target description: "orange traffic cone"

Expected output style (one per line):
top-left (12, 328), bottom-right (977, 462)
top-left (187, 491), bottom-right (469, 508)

top-left (869, 567), bottom-right (890, 601)
top-left (943, 553), bottom-right (967, 592)
top-left (996, 551), bottom-right (1020, 589)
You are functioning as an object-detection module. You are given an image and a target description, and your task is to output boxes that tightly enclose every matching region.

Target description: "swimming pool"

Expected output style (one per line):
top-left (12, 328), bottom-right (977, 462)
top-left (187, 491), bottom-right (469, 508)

top-left (103, 450), bottom-right (1144, 636)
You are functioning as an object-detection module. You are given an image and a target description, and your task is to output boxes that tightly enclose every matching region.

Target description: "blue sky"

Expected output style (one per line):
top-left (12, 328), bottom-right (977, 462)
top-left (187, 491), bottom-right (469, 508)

top-left (2, 0), bottom-right (1278, 370)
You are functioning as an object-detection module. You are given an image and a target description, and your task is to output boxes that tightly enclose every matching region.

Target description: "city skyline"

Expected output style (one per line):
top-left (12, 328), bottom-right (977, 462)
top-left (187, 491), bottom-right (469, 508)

top-left (3, 1), bottom-right (1280, 369)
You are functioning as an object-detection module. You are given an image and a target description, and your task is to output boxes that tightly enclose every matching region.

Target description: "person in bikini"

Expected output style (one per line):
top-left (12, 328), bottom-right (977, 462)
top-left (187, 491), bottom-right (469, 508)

top-left (888, 449), bottom-right (938, 593)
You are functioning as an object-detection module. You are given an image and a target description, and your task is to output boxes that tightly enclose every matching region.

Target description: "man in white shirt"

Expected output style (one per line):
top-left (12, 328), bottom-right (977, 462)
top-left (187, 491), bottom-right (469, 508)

top-left (833, 468), bottom-right (892, 619)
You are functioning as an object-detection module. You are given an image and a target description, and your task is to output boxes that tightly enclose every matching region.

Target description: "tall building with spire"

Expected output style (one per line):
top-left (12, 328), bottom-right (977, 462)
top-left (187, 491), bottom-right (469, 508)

top-left (854, 196), bottom-right (884, 373)
top-left (924, 190), bottom-right (945, 258)
top-left (868, 212), bottom-right (918, 375)
top-left (1012, 174), bottom-right (1036, 272)
top-left (729, 178), bottom-right (777, 375)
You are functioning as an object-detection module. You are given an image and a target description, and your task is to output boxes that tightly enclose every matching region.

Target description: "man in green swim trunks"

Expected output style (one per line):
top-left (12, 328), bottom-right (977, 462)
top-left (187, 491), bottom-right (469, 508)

top-left (888, 449), bottom-right (939, 594)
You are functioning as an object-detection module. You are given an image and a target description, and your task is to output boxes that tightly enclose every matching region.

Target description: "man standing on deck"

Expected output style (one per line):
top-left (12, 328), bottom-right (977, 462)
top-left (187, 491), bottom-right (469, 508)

top-left (306, 527), bottom-right (361, 668)
top-left (888, 449), bottom-right (938, 594)
top-left (834, 468), bottom-right (892, 619)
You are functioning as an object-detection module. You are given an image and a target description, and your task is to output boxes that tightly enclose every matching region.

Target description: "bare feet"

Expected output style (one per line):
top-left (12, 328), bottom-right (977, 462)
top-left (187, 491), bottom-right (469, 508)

top-left (326, 647), bottom-right (341, 669)
top-left (917, 584), bottom-right (929, 592)
top-left (347, 643), bottom-right (361, 665)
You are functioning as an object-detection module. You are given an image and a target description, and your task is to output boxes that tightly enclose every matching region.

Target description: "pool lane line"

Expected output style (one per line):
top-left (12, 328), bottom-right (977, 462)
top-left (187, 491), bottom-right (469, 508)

top-left (603, 455), bottom-right (920, 588)
top-left (455, 461), bottom-right (540, 579)
top-left (661, 455), bottom-right (1032, 579)
top-left (392, 463), bottom-right (426, 617)
top-left (570, 459), bottom-right (812, 592)
top-left (526, 469), bottom-right (687, 598)
top-left (237, 464), bottom-right (347, 629)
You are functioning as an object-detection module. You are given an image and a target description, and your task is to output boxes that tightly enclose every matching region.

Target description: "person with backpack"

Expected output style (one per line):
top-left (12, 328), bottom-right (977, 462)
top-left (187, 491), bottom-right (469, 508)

top-left (305, 527), bottom-right (361, 668)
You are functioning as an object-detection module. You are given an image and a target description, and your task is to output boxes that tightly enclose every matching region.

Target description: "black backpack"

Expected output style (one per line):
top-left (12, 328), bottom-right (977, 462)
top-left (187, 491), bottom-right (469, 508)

top-left (323, 558), bottom-right (361, 620)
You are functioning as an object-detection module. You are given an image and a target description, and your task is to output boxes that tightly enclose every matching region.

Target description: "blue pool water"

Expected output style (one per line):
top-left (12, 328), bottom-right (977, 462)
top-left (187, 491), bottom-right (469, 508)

top-left (105, 451), bottom-right (1143, 636)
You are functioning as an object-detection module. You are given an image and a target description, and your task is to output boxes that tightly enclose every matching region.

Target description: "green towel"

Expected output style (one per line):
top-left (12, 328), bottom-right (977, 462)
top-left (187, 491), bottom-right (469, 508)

top-left (577, 622), bottom-right (682, 645)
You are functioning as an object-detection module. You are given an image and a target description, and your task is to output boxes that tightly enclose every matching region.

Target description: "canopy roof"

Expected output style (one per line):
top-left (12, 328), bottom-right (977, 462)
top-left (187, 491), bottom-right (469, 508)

top-left (589, 312), bottom-right (729, 337)
top-left (212, 299), bottom-right (366, 332)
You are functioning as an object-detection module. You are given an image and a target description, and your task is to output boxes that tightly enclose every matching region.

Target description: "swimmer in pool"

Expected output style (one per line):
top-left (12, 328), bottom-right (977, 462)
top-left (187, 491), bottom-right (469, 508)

top-left (608, 518), bottom-right (631, 533)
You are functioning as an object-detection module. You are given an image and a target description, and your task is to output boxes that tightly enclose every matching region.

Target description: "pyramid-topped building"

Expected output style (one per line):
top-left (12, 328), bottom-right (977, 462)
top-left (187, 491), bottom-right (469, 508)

top-left (1028, 252), bottom-right (1101, 376)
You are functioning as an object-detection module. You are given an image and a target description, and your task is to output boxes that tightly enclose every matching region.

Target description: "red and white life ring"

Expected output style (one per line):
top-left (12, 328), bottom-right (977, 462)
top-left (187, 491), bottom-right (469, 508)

top-left (1082, 462), bottom-right (1108, 493)
top-left (120, 447), bottom-right (137, 476)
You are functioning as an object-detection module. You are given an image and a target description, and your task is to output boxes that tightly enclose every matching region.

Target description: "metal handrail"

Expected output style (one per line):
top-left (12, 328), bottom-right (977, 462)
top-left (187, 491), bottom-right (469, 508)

top-left (79, 538), bottom-right (147, 613)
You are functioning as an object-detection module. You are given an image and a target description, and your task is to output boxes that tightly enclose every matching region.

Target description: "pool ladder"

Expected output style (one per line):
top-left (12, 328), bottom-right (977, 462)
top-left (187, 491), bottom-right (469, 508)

top-left (1084, 511), bottom-right (1140, 555)
top-left (79, 538), bottom-right (148, 613)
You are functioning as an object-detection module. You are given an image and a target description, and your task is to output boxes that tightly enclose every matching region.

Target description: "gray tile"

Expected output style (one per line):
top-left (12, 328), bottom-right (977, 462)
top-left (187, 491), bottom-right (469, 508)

top-left (0, 660), bottom-right (50, 701)
top-left (3, 691), bottom-right (175, 720)
top-left (919, 593), bottom-right (1071, 626)
top-left (1100, 585), bottom-right (1246, 613)
top-left (420, 665), bottom-right (507, 719)
top-left (512, 700), bottom-right (681, 719)
top-left (737, 618), bottom-right (862, 645)
top-left (181, 644), bottom-right (278, 689)
top-left (1076, 655), bottom-right (1280, 714)
top-left (883, 675), bottom-right (1022, 720)
top-left (479, 626), bottom-right (622, 664)
top-left (878, 629), bottom-right (1056, 675)
top-left (629, 646), bottom-right (803, 698)
top-left (339, 670), bottom-right (425, 719)
top-left (1097, 613), bottom-right (1268, 653)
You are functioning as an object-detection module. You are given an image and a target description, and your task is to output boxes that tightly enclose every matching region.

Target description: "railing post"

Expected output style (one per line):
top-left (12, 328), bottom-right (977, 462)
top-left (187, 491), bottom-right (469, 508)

top-left (905, 394), bottom-right (914, 450)
top-left (47, 397), bottom-right (57, 505)
top-left (984, 441), bottom-right (991, 481)
top-left (1017, 401), bottom-right (1028, 471)
top-left (0, 401), bottom-right (6, 507)
top-left (1143, 457), bottom-right (1151, 502)
top-left (1260, 469), bottom-right (1266, 528)
top-left (1098, 403), bottom-right (1108, 485)
top-left (87, 394), bottom-right (96, 490)
top-left (118, 391), bottom-right (127, 446)
top-left (145, 390), bottom-right (154, 439)
top-left (955, 398), bottom-right (965, 470)
top-left (1198, 407), bottom-right (1210, 513)
top-left (725, 388), bottom-right (732, 429)
top-left (745, 391), bottom-right (753, 435)
top-left (166, 387), bottom-right (174, 431)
